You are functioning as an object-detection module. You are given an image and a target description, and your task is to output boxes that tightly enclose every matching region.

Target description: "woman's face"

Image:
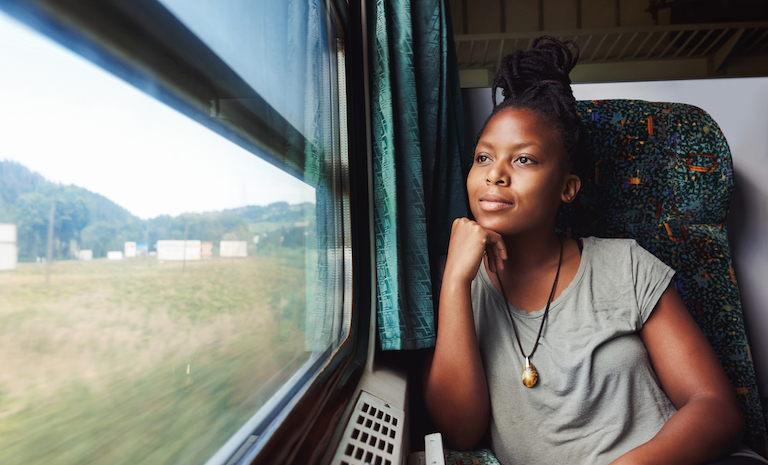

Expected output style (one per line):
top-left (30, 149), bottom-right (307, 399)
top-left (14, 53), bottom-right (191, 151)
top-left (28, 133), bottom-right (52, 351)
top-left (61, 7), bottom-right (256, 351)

top-left (466, 108), bottom-right (579, 237)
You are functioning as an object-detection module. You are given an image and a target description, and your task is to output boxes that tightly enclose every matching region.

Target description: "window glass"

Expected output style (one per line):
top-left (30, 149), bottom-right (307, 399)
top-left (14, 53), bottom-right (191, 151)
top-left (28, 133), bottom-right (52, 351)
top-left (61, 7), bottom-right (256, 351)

top-left (0, 3), bottom-right (347, 463)
top-left (157, 0), bottom-right (333, 138)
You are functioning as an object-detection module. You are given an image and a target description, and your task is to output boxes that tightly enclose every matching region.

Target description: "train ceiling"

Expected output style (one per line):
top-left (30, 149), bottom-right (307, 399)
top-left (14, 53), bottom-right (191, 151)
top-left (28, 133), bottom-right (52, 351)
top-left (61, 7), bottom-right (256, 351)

top-left (453, 0), bottom-right (768, 86)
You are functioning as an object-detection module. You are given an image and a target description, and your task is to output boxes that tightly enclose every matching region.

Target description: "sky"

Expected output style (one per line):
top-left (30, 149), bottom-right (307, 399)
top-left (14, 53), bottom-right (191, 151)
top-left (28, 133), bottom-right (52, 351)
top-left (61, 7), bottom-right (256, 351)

top-left (0, 10), bottom-right (315, 220)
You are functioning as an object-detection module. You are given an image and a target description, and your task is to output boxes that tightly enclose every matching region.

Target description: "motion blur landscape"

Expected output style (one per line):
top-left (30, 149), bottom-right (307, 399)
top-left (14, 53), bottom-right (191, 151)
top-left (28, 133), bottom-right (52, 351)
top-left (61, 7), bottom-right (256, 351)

top-left (0, 160), bottom-right (317, 464)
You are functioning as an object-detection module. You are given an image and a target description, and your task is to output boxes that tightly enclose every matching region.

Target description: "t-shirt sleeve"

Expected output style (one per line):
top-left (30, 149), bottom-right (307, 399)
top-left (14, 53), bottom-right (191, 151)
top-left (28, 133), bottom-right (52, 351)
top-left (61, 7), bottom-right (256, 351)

top-left (629, 240), bottom-right (676, 324)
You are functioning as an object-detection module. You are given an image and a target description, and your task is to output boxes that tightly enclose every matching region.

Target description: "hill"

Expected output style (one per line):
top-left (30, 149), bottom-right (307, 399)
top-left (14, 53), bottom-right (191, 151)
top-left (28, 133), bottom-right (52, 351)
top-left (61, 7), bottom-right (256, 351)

top-left (0, 160), bottom-right (315, 261)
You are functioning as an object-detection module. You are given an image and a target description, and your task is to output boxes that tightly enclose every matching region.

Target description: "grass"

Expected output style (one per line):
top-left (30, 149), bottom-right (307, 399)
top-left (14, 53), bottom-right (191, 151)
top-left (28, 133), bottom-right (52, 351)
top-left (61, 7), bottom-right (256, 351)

top-left (0, 251), bottom-right (315, 465)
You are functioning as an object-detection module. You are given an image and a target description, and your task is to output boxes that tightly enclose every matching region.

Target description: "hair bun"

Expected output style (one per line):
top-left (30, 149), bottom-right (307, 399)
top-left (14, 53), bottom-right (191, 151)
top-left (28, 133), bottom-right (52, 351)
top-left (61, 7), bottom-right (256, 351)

top-left (492, 36), bottom-right (580, 108)
top-left (482, 35), bottom-right (585, 178)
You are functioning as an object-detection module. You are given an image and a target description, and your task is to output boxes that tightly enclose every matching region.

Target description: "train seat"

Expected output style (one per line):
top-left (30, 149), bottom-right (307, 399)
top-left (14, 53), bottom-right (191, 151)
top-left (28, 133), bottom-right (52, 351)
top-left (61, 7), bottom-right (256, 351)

top-left (442, 99), bottom-right (766, 463)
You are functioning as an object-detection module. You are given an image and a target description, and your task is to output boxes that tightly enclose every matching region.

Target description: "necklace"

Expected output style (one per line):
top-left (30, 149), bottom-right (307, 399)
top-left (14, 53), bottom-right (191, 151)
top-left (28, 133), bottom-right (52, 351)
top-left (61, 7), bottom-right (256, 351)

top-left (495, 237), bottom-right (563, 388)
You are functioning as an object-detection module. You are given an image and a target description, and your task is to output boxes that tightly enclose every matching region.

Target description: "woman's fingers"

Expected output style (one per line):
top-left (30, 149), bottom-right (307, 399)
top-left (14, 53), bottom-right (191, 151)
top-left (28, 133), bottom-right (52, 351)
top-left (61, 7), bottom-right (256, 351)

top-left (446, 218), bottom-right (508, 283)
top-left (486, 230), bottom-right (507, 273)
top-left (486, 249), bottom-right (496, 274)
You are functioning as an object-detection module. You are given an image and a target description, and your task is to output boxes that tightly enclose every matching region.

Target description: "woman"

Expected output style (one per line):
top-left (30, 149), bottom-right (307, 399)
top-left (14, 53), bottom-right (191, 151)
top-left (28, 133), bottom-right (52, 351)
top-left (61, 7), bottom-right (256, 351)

top-left (423, 36), bottom-right (766, 465)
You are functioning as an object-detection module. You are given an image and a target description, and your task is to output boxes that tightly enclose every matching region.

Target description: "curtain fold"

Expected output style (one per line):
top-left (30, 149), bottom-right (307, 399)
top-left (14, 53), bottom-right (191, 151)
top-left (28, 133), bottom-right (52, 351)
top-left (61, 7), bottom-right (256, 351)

top-left (368, 0), bottom-right (467, 350)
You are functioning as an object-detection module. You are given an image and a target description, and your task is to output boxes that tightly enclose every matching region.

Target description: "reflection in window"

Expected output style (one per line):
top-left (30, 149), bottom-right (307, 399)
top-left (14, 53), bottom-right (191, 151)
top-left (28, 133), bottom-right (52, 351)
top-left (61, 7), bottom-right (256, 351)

top-left (0, 2), bottom-right (347, 463)
top-left (158, 0), bottom-right (336, 139)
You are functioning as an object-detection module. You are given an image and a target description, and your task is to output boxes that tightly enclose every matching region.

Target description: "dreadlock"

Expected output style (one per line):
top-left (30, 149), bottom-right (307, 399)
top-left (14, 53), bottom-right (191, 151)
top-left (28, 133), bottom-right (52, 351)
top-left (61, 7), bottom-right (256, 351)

top-left (480, 36), bottom-right (585, 176)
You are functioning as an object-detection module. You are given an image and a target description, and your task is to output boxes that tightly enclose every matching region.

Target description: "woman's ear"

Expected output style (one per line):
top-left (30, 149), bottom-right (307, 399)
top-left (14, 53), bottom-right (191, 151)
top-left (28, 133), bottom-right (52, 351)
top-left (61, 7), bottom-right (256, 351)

top-left (561, 174), bottom-right (581, 204)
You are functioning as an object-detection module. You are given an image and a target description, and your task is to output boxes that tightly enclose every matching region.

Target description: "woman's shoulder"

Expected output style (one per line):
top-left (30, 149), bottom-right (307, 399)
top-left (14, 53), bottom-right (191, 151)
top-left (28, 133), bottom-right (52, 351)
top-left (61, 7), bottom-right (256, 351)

top-left (582, 236), bottom-right (640, 257)
top-left (582, 236), bottom-right (672, 276)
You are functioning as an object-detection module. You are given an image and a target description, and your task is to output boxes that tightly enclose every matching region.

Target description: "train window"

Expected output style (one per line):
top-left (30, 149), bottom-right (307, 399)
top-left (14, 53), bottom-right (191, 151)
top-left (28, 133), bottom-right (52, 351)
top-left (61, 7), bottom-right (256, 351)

top-left (0, 1), bottom-right (352, 463)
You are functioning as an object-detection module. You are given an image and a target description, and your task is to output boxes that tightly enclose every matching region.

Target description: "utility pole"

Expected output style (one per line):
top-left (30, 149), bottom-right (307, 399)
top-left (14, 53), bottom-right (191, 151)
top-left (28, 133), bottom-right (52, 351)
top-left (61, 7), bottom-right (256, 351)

top-left (182, 223), bottom-right (188, 274)
top-left (45, 201), bottom-right (55, 284)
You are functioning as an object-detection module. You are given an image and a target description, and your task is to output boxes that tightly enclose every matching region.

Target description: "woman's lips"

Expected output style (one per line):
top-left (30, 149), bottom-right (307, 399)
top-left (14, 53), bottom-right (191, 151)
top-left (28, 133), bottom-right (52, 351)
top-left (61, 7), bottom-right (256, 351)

top-left (479, 199), bottom-right (513, 212)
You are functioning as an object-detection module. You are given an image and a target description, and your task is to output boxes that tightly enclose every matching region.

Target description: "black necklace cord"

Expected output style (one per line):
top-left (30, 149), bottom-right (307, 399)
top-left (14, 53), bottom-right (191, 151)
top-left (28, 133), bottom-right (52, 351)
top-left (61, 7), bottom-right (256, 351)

top-left (496, 236), bottom-right (564, 360)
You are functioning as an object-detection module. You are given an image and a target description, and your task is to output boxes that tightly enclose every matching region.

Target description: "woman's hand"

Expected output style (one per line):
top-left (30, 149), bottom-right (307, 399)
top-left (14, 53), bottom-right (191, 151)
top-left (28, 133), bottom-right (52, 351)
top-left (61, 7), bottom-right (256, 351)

top-left (443, 218), bottom-right (507, 285)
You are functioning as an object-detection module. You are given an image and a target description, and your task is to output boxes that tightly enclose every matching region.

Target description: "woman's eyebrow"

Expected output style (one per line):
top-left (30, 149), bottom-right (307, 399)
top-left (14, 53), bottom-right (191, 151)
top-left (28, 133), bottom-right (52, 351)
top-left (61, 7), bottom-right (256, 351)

top-left (476, 140), bottom-right (494, 150)
top-left (509, 141), bottom-right (541, 151)
top-left (476, 140), bottom-right (541, 151)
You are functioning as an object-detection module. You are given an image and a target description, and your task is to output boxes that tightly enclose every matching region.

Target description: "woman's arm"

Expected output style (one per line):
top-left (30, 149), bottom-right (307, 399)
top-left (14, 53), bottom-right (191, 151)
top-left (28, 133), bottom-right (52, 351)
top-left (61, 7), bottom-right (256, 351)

top-left (612, 284), bottom-right (745, 465)
top-left (422, 218), bottom-right (506, 450)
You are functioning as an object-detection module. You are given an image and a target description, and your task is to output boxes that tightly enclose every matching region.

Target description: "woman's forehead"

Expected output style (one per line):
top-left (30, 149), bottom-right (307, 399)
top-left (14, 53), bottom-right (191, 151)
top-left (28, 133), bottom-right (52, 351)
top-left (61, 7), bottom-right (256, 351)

top-left (481, 108), bottom-right (560, 145)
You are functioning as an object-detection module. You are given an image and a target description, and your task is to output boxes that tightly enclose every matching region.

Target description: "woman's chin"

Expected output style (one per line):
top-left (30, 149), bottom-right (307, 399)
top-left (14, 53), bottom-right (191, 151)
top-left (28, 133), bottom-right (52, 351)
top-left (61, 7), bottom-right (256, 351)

top-left (474, 219), bottom-right (513, 236)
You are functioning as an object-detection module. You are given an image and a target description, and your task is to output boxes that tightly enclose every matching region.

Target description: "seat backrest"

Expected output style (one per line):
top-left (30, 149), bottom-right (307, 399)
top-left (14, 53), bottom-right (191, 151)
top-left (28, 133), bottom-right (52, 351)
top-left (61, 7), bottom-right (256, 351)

top-left (556, 99), bottom-right (766, 456)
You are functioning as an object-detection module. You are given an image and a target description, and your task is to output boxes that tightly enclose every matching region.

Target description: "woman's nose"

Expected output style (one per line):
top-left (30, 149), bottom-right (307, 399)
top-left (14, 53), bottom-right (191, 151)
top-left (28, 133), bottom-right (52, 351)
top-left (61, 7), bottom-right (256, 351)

top-left (486, 164), bottom-right (509, 185)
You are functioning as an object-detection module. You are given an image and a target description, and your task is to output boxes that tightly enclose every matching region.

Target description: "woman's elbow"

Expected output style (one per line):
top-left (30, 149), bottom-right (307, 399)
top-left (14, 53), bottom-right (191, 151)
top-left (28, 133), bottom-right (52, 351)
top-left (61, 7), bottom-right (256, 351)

top-left (709, 394), bottom-right (746, 452)
top-left (439, 420), bottom-right (487, 451)
top-left (728, 406), bottom-right (746, 445)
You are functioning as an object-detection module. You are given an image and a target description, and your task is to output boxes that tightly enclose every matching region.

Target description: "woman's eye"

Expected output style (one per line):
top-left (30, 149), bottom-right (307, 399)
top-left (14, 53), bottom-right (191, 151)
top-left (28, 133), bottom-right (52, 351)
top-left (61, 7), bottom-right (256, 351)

top-left (475, 154), bottom-right (489, 163)
top-left (518, 156), bottom-right (531, 164)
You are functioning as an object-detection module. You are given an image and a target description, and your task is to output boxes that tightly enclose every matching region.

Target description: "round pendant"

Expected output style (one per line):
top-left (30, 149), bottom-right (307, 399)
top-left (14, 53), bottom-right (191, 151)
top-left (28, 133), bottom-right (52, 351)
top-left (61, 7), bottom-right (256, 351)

top-left (522, 357), bottom-right (538, 388)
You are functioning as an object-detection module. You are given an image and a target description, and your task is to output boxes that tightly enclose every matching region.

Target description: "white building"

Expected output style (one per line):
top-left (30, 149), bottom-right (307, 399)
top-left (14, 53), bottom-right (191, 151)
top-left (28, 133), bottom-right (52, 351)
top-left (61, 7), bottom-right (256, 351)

top-left (220, 240), bottom-right (248, 258)
top-left (0, 223), bottom-right (17, 271)
top-left (78, 250), bottom-right (93, 261)
top-left (124, 241), bottom-right (137, 258)
top-left (107, 251), bottom-right (124, 260)
top-left (156, 240), bottom-right (201, 261)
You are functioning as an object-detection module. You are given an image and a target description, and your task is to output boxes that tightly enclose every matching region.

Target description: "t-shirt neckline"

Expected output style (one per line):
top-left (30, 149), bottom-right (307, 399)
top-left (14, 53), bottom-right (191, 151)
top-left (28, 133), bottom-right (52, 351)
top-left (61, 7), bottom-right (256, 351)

top-left (479, 237), bottom-right (590, 319)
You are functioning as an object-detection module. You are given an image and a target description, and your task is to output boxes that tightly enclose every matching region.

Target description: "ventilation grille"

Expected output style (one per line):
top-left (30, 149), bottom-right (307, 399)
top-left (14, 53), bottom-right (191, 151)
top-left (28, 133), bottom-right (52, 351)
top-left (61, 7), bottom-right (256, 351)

top-left (331, 390), bottom-right (404, 465)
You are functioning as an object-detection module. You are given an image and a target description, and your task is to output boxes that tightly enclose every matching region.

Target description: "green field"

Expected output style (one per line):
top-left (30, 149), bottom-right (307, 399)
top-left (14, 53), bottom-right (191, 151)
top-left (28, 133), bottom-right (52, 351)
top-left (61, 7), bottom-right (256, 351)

top-left (0, 252), bottom-right (313, 464)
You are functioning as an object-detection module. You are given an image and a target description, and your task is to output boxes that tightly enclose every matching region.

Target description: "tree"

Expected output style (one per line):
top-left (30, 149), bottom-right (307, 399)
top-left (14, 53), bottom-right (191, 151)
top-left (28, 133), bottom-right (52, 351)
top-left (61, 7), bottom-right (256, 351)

top-left (14, 192), bottom-right (50, 260)
top-left (80, 221), bottom-right (118, 258)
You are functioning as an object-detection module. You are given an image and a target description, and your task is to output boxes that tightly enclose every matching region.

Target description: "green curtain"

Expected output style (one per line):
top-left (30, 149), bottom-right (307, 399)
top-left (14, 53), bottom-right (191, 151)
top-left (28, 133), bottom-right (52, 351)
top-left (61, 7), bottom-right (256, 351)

top-left (368, 0), bottom-right (467, 350)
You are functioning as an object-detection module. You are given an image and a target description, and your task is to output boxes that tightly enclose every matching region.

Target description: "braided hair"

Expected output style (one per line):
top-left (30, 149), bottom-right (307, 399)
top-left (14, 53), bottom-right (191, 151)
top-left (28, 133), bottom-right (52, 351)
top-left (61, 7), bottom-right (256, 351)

top-left (480, 36), bottom-right (585, 176)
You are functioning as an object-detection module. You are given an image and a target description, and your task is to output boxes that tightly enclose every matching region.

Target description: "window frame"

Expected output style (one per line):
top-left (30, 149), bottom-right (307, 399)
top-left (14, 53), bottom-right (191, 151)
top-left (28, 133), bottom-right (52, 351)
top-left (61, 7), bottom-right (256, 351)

top-left (0, 0), bottom-right (371, 463)
top-left (242, 1), bottom-right (373, 460)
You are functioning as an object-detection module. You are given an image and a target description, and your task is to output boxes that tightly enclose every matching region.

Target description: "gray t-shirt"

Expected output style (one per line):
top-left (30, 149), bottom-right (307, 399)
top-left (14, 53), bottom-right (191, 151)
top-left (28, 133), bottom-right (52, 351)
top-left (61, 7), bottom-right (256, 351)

top-left (472, 236), bottom-right (676, 464)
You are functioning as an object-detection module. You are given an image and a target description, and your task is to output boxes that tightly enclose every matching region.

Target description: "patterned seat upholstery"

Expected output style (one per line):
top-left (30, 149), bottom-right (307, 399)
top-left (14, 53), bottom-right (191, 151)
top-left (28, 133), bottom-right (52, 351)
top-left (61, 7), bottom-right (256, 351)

top-left (444, 448), bottom-right (500, 464)
top-left (561, 99), bottom-right (766, 456)
top-left (447, 99), bottom-right (766, 464)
